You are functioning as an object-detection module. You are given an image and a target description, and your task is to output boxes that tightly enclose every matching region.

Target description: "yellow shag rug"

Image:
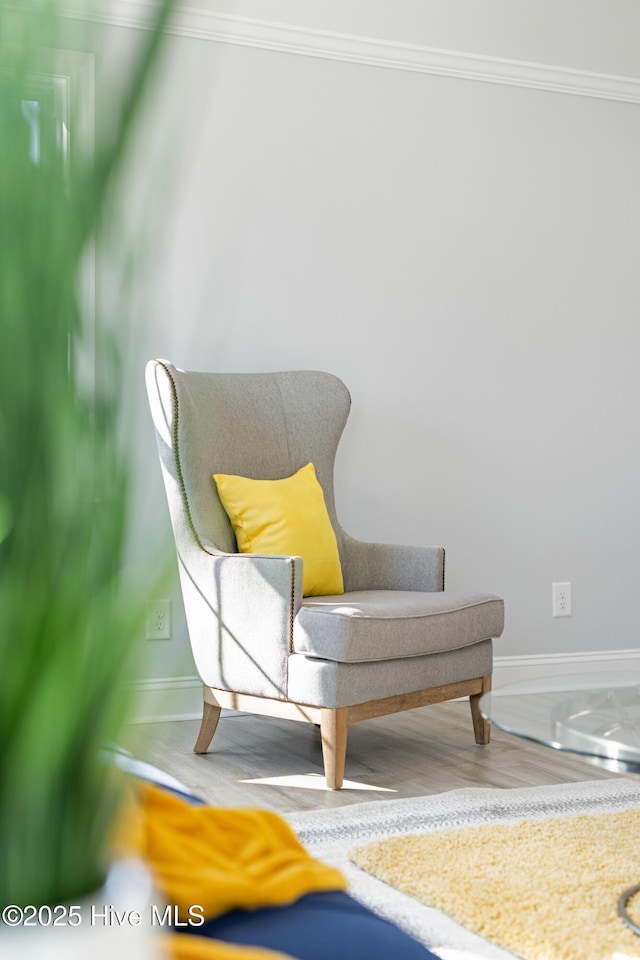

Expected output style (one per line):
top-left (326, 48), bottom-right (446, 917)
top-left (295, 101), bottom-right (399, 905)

top-left (349, 807), bottom-right (640, 960)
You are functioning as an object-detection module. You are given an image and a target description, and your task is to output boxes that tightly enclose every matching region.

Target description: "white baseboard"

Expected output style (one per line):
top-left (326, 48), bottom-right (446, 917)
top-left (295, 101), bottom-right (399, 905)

top-left (130, 675), bottom-right (203, 723)
top-left (492, 648), bottom-right (640, 691)
top-left (130, 649), bottom-right (640, 722)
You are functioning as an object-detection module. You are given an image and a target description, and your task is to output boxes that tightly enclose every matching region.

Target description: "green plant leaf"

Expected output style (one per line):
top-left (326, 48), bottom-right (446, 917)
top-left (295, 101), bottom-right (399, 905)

top-left (0, 0), bottom-right (176, 908)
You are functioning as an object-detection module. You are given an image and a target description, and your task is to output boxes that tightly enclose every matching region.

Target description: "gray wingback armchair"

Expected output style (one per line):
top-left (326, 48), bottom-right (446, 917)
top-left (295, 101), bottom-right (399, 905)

top-left (146, 360), bottom-right (504, 789)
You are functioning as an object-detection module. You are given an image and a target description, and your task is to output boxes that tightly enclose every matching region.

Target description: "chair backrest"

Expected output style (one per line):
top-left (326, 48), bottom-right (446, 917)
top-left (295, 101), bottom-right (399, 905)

top-left (145, 360), bottom-right (352, 556)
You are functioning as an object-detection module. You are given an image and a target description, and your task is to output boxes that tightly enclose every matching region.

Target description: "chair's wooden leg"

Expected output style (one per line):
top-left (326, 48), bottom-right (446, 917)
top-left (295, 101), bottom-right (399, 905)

top-left (193, 699), bottom-right (222, 754)
top-left (320, 707), bottom-right (348, 790)
top-left (470, 675), bottom-right (492, 745)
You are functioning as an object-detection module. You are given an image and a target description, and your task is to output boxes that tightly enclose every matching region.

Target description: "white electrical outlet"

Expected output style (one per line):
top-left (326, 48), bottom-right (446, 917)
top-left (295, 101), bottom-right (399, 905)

top-left (147, 599), bottom-right (171, 639)
top-left (552, 582), bottom-right (572, 618)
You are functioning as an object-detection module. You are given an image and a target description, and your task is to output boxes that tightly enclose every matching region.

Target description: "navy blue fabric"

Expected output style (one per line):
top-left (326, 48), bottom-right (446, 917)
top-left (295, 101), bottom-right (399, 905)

top-left (178, 891), bottom-right (440, 960)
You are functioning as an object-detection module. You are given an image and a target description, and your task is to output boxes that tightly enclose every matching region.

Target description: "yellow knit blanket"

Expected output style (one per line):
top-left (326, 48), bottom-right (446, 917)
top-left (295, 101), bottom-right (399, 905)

top-left (121, 784), bottom-right (347, 960)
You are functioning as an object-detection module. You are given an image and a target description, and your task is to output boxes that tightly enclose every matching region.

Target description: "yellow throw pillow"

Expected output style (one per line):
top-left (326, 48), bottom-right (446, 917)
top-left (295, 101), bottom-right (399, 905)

top-left (213, 462), bottom-right (344, 597)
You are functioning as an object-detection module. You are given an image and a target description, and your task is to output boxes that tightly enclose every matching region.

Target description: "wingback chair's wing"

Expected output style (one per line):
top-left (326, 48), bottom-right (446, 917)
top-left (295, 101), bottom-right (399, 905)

top-left (146, 360), bottom-right (319, 699)
top-left (146, 359), bottom-right (504, 789)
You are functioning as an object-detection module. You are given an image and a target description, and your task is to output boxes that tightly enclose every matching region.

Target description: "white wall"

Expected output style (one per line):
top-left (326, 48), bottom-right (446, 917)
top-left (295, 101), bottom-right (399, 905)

top-left (64, 2), bottom-right (640, 698)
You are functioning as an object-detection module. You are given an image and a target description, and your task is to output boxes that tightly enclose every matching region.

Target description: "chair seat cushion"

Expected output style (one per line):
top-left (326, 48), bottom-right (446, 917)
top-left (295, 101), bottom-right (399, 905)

top-left (293, 590), bottom-right (504, 663)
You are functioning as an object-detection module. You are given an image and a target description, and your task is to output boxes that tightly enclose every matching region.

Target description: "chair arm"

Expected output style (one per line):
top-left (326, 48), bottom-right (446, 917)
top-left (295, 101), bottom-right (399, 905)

top-left (339, 536), bottom-right (445, 593)
top-left (178, 544), bottom-right (304, 700)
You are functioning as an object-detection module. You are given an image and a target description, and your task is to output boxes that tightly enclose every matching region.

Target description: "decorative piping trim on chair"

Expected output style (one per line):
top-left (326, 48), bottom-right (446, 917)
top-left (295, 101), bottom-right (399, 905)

top-left (156, 359), bottom-right (214, 557)
top-left (288, 558), bottom-right (296, 656)
top-left (442, 547), bottom-right (446, 591)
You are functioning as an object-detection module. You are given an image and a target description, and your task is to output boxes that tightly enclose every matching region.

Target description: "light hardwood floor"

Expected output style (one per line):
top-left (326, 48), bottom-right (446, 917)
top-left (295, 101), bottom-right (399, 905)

top-left (123, 700), bottom-right (620, 814)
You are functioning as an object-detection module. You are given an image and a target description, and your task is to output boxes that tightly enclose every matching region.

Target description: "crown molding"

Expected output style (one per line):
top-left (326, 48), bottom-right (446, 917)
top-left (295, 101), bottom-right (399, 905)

top-left (60, 1), bottom-right (640, 104)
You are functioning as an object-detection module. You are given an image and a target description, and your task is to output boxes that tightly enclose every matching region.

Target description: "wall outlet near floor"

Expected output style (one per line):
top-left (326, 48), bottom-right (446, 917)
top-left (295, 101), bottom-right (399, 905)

top-left (552, 582), bottom-right (572, 618)
top-left (147, 599), bottom-right (171, 639)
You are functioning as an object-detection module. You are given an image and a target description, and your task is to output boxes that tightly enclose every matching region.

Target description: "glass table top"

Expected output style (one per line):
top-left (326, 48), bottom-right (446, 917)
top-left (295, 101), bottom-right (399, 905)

top-left (479, 672), bottom-right (640, 775)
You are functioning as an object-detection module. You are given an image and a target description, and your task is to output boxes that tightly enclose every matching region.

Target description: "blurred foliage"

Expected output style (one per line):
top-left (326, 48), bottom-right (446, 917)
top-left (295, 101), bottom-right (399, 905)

top-left (0, 0), bottom-right (175, 907)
